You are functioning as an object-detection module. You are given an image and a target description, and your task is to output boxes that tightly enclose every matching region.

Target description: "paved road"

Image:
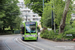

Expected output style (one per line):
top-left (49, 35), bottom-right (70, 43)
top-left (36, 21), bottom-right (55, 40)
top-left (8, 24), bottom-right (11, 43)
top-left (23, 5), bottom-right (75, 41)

top-left (0, 34), bottom-right (75, 50)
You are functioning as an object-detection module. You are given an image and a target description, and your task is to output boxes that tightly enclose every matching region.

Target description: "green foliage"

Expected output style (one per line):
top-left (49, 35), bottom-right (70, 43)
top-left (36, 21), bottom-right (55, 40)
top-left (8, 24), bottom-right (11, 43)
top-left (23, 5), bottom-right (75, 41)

top-left (40, 30), bottom-right (49, 39)
top-left (72, 20), bottom-right (75, 28)
top-left (64, 24), bottom-right (72, 31)
top-left (41, 0), bottom-right (65, 28)
top-left (65, 28), bottom-right (75, 34)
top-left (55, 33), bottom-right (63, 41)
top-left (24, 0), bottom-right (73, 29)
top-left (40, 27), bottom-right (75, 41)
top-left (64, 28), bottom-right (75, 40)
top-left (63, 24), bottom-right (75, 40)
top-left (0, 0), bottom-right (6, 29)
top-left (0, 12), bottom-right (5, 18)
top-left (13, 17), bottom-right (22, 30)
top-left (54, 0), bottom-right (65, 26)
top-left (41, 2), bottom-right (52, 28)
top-left (48, 30), bottom-right (56, 40)
top-left (0, 21), bottom-right (3, 28)
top-left (55, 29), bottom-right (59, 34)
top-left (24, 0), bottom-right (50, 16)
top-left (0, 0), bottom-right (21, 33)
top-left (40, 30), bottom-right (57, 40)
top-left (24, 0), bottom-right (42, 16)
top-left (66, 0), bottom-right (73, 24)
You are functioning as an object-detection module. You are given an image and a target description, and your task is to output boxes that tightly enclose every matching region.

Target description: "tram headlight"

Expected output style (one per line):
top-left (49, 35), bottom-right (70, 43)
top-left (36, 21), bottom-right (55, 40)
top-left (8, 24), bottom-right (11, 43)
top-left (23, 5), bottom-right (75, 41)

top-left (33, 35), bottom-right (36, 37)
top-left (25, 35), bottom-right (29, 37)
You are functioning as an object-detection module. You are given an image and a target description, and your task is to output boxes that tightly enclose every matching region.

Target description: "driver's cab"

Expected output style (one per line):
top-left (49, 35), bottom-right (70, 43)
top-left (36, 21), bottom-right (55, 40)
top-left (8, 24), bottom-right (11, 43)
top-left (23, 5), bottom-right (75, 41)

top-left (20, 24), bottom-right (25, 34)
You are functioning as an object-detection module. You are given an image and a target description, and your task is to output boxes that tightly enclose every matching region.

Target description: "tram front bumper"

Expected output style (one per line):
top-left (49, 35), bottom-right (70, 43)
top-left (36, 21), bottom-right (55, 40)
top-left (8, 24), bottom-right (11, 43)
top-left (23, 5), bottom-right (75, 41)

top-left (24, 36), bottom-right (37, 40)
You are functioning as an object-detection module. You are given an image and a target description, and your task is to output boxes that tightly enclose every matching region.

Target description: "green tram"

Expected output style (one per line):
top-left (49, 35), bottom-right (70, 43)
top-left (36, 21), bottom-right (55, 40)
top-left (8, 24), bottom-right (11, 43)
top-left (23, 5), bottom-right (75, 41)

top-left (20, 22), bottom-right (38, 41)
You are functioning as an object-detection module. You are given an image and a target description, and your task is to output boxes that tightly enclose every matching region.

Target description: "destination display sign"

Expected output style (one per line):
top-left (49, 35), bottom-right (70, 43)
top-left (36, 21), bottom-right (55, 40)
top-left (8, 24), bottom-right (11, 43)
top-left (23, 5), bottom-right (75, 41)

top-left (25, 22), bottom-right (36, 25)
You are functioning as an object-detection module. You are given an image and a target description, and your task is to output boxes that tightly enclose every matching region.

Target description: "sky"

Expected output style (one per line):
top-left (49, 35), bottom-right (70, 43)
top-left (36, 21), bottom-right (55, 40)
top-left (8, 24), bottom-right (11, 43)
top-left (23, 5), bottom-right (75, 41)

top-left (18, 0), bottom-right (24, 2)
top-left (74, 1), bottom-right (75, 4)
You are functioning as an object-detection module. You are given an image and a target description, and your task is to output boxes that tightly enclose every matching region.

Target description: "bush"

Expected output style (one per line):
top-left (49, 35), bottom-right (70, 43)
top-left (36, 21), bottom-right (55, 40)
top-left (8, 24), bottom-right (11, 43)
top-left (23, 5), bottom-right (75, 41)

top-left (55, 33), bottom-right (63, 41)
top-left (62, 28), bottom-right (75, 40)
top-left (48, 30), bottom-right (56, 40)
top-left (40, 30), bottom-right (57, 40)
top-left (64, 24), bottom-right (72, 32)
top-left (56, 29), bottom-right (59, 34)
top-left (40, 30), bottom-right (49, 39)
top-left (65, 28), bottom-right (75, 34)
top-left (40, 27), bottom-right (75, 41)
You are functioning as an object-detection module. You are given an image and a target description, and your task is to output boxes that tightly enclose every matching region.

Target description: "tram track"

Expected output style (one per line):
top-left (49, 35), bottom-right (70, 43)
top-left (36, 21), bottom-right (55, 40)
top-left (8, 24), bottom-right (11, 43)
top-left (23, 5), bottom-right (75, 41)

top-left (1, 34), bottom-right (74, 50)
top-left (3, 38), bottom-right (11, 50)
top-left (14, 37), bottom-right (34, 50)
top-left (13, 37), bottom-right (26, 50)
top-left (2, 35), bottom-right (26, 50)
top-left (0, 35), bottom-right (11, 50)
top-left (16, 37), bottom-right (44, 50)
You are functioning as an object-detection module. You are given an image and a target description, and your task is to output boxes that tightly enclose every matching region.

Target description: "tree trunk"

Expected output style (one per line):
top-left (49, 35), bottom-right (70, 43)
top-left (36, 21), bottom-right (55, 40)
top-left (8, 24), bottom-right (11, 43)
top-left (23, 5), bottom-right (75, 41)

top-left (0, 28), bottom-right (2, 33)
top-left (3, 26), bottom-right (5, 33)
top-left (59, 0), bottom-right (71, 34)
top-left (10, 26), bottom-right (13, 33)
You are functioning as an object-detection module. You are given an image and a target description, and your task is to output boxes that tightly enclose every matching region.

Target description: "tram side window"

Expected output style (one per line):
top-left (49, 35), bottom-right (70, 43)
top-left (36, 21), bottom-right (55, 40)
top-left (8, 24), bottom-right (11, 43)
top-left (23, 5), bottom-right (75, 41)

top-left (21, 27), bottom-right (25, 34)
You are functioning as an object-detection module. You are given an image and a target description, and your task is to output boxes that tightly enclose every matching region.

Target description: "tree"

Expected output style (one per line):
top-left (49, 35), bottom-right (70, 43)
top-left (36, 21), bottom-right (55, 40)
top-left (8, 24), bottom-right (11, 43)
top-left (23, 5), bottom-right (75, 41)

top-left (0, 0), bottom-right (6, 32)
top-left (54, 0), bottom-right (65, 26)
top-left (41, 2), bottom-right (52, 28)
top-left (13, 17), bottom-right (22, 30)
top-left (24, 0), bottom-right (73, 33)
top-left (59, 0), bottom-right (71, 34)
top-left (0, 0), bottom-right (20, 32)
top-left (0, 12), bottom-right (5, 28)
top-left (24, 0), bottom-right (50, 16)
top-left (41, 0), bottom-right (66, 29)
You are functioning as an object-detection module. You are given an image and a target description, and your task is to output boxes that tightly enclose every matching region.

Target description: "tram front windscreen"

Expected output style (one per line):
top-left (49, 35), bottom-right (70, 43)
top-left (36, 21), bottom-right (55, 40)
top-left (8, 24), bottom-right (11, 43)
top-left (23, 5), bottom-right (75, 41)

top-left (25, 22), bottom-right (36, 33)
